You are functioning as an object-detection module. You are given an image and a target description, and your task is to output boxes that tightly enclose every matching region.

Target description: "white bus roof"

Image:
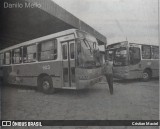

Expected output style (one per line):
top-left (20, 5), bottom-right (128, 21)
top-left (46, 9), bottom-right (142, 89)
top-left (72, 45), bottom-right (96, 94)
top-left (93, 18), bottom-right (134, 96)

top-left (129, 42), bottom-right (159, 46)
top-left (108, 41), bottom-right (159, 47)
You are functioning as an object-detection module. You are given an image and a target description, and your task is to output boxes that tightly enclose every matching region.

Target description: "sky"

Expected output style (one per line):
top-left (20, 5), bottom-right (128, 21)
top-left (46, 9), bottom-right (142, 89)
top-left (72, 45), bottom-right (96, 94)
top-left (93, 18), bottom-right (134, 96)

top-left (52, 0), bottom-right (159, 45)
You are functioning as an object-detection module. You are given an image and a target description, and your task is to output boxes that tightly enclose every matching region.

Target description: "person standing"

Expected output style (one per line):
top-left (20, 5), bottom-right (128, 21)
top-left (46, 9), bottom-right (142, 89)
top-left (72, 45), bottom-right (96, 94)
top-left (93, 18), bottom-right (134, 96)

top-left (93, 48), bottom-right (114, 94)
top-left (102, 60), bottom-right (114, 94)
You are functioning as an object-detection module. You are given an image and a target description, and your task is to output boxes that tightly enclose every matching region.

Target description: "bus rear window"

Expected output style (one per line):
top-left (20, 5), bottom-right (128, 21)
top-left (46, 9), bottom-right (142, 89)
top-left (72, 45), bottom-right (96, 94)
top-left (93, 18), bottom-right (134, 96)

top-left (142, 45), bottom-right (151, 59)
top-left (152, 46), bottom-right (159, 59)
top-left (39, 39), bottom-right (57, 61)
top-left (4, 51), bottom-right (11, 65)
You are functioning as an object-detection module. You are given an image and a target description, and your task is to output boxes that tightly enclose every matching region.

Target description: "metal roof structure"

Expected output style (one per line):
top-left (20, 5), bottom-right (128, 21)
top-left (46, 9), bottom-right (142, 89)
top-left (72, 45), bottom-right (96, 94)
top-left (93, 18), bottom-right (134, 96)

top-left (0, 0), bottom-right (107, 50)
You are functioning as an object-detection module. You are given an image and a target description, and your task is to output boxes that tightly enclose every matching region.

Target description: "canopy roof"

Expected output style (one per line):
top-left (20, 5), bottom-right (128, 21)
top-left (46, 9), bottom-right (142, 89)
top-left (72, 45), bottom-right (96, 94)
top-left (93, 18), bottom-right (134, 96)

top-left (0, 0), bottom-right (106, 50)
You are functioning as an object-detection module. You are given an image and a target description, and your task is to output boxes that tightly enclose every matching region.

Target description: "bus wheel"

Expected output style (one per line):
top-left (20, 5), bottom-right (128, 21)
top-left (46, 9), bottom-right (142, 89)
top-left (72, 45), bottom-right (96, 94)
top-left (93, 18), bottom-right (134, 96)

top-left (40, 76), bottom-right (55, 94)
top-left (142, 70), bottom-right (151, 81)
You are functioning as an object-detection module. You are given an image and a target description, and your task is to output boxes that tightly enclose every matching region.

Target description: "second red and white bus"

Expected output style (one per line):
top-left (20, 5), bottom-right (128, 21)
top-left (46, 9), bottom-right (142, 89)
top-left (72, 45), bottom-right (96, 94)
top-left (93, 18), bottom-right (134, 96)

top-left (106, 41), bottom-right (159, 81)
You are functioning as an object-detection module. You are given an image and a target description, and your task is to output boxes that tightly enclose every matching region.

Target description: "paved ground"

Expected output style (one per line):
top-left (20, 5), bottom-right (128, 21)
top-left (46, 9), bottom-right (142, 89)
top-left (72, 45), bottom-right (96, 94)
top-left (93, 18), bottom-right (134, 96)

top-left (0, 78), bottom-right (159, 129)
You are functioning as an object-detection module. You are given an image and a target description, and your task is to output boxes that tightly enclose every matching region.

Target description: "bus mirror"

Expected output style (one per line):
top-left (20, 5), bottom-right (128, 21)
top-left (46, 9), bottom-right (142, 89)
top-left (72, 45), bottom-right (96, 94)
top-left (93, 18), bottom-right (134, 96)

top-left (93, 42), bottom-right (96, 49)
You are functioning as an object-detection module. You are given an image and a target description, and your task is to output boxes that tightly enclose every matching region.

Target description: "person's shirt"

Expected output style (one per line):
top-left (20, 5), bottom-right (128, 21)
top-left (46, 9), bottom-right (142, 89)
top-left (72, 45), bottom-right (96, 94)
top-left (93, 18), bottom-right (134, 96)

top-left (102, 60), bottom-right (113, 75)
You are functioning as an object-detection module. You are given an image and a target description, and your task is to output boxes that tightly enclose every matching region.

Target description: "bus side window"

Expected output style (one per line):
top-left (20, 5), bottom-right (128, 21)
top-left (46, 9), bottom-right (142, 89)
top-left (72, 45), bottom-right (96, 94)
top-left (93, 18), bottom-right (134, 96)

top-left (152, 46), bottom-right (159, 59)
top-left (39, 39), bottom-right (57, 61)
top-left (62, 44), bottom-right (67, 60)
top-left (142, 45), bottom-right (151, 59)
top-left (23, 44), bottom-right (37, 63)
top-left (77, 41), bottom-right (81, 54)
top-left (4, 51), bottom-right (11, 65)
top-left (12, 48), bottom-right (22, 64)
top-left (129, 47), bottom-right (141, 65)
top-left (0, 53), bottom-right (4, 66)
top-left (70, 43), bottom-right (75, 59)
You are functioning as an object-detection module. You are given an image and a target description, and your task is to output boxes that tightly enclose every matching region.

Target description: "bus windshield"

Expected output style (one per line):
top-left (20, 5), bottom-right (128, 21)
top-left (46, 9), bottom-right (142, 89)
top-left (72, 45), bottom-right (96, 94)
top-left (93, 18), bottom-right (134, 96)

top-left (76, 31), bottom-right (102, 68)
top-left (113, 47), bottom-right (128, 66)
top-left (106, 49), bottom-right (114, 61)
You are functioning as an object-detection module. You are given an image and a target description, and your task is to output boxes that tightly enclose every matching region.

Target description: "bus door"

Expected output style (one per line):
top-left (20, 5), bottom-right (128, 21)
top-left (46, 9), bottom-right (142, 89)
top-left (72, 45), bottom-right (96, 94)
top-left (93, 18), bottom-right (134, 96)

top-left (62, 40), bottom-right (75, 87)
top-left (128, 46), bottom-right (141, 78)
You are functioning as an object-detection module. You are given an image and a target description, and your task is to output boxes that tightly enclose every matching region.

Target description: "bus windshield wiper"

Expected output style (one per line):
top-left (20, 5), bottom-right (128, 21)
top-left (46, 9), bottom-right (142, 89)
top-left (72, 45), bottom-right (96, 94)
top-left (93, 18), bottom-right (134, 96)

top-left (83, 39), bottom-right (92, 53)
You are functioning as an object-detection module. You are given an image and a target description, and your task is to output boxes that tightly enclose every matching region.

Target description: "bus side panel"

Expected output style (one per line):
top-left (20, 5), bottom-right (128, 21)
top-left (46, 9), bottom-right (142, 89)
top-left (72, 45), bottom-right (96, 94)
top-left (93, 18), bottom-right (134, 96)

top-left (19, 77), bottom-right (37, 86)
top-left (149, 60), bottom-right (159, 77)
top-left (113, 65), bottom-right (141, 79)
top-left (113, 60), bottom-right (159, 79)
top-left (140, 60), bottom-right (159, 78)
top-left (2, 61), bottom-right (62, 88)
top-left (3, 66), bottom-right (12, 85)
top-left (51, 61), bottom-right (63, 88)
top-left (128, 64), bottom-right (142, 79)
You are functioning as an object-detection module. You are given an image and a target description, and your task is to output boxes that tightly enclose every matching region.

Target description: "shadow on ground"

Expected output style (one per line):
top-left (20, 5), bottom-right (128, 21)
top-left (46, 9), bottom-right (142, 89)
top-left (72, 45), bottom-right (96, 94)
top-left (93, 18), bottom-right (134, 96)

top-left (113, 77), bottom-right (159, 84)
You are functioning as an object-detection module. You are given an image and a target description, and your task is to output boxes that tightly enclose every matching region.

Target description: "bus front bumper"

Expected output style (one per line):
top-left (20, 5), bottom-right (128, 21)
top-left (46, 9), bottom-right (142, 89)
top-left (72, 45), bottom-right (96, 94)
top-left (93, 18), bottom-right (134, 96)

top-left (113, 72), bottom-right (129, 79)
top-left (77, 76), bottom-right (103, 89)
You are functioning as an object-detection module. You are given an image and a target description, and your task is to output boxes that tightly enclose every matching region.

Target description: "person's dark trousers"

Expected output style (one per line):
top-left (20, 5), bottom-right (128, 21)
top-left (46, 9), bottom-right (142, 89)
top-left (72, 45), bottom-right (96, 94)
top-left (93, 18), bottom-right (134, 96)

top-left (105, 74), bottom-right (113, 94)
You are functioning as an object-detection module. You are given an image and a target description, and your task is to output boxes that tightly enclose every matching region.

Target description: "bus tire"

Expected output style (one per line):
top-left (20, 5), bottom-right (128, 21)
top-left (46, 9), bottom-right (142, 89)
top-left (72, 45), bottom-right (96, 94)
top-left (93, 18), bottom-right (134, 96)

top-left (142, 69), bottom-right (151, 81)
top-left (40, 76), bottom-right (55, 94)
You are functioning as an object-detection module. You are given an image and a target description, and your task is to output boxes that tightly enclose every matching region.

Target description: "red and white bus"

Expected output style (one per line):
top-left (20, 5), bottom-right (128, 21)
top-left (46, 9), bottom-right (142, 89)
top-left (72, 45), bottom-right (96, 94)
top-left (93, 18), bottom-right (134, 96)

top-left (106, 41), bottom-right (159, 81)
top-left (0, 29), bottom-right (105, 93)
